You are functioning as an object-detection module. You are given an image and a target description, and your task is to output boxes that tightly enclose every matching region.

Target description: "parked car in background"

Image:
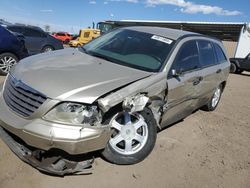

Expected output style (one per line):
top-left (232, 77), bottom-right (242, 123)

top-left (0, 27), bottom-right (230, 175)
top-left (7, 25), bottom-right (63, 55)
top-left (69, 29), bottom-right (100, 47)
top-left (0, 25), bottom-right (28, 75)
top-left (53, 32), bottom-right (72, 44)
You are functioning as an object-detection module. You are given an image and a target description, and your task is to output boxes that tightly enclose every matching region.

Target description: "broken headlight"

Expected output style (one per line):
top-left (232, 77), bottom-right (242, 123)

top-left (44, 103), bottom-right (101, 125)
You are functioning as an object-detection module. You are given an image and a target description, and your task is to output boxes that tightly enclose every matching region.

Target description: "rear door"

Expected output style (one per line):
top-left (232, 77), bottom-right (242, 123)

top-left (23, 28), bottom-right (46, 54)
top-left (197, 40), bottom-right (225, 105)
top-left (161, 40), bottom-right (202, 127)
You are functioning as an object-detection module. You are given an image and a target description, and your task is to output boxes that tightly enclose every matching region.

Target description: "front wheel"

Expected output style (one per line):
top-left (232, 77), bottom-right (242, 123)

top-left (0, 53), bottom-right (18, 75)
top-left (102, 108), bottom-right (157, 165)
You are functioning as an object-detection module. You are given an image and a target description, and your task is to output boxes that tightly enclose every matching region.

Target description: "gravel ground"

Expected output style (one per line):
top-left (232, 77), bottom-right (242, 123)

top-left (0, 73), bottom-right (249, 188)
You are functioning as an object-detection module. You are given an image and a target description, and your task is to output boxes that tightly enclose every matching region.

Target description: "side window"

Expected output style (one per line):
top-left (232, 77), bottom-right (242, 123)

top-left (171, 40), bottom-right (200, 74)
top-left (7, 26), bottom-right (23, 34)
top-left (24, 28), bottom-right (42, 37)
top-left (198, 40), bottom-right (216, 67)
top-left (84, 32), bottom-right (90, 38)
top-left (214, 43), bottom-right (227, 63)
top-left (57, 33), bottom-right (65, 36)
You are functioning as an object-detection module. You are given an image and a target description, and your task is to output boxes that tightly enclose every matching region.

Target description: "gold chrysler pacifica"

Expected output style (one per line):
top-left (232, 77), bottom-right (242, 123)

top-left (0, 26), bottom-right (230, 175)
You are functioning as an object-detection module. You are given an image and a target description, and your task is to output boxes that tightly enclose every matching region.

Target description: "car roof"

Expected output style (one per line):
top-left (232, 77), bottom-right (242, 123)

top-left (7, 25), bottom-right (43, 31)
top-left (123, 26), bottom-right (200, 40)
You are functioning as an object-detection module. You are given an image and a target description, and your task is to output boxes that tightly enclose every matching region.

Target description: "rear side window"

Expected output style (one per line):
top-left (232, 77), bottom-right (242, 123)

top-left (198, 40), bottom-right (216, 67)
top-left (24, 28), bottom-right (42, 37)
top-left (172, 40), bottom-right (200, 73)
top-left (214, 43), bottom-right (227, 63)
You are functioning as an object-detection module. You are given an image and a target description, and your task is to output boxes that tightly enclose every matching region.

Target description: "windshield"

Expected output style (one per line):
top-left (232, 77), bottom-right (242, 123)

top-left (97, 22), bottom-right (114, 34)
top-left (83, 28), bottom-right (175, 72)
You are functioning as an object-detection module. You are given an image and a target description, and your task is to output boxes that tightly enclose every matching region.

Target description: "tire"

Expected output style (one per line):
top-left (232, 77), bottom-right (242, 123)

top-left (42, 46), bottom-right (54, 53)
top-left (202, 84), bottom-right (222, 111)
top-left (0, 53), bottom-right (18, 76)
top-left (64, 40), bottom-right (70, 44)
top-left (102, 108), bottom-right (157, 165)
top-left (235, 69), bottom-right (243, 74)
top-left (230, 63), bottom-right (237, 73)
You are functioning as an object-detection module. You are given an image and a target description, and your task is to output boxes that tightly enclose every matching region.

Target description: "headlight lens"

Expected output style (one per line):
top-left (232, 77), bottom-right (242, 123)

top-left (43, 103), bottom-right (101, 125)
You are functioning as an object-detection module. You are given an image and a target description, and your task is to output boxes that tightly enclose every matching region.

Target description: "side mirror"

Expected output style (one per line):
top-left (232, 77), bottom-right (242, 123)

top-left (171, 69), bottom-right (182, 77)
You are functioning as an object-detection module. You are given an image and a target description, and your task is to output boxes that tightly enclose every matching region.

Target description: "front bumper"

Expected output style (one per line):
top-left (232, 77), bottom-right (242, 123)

top-left (0, 126), bottom-right (94, 175)
top-left (0, 92), bottom-right (111, 155)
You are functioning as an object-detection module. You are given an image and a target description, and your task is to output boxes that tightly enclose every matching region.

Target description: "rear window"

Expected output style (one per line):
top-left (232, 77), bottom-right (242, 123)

top-left (214, 43), bottom-right (227, 63)
top-left (198, 40), bottom-right (216, 67)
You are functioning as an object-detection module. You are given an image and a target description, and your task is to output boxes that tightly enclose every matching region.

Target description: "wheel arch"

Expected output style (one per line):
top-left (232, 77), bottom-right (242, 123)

top-left (220, 81), bottom-right (227, 92)
top-left (0, 51), bottom-right (20, 60)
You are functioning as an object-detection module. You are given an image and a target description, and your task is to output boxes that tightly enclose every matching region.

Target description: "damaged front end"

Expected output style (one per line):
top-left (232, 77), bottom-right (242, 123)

top-left (0, 126), bottom-right (94, 176)
top-left (98, 72), bottom-right (168, 128)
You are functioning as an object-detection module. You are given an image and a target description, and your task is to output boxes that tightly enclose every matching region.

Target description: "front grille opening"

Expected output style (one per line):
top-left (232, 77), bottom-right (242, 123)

top-left (3, 75), bottom-right (47, 117)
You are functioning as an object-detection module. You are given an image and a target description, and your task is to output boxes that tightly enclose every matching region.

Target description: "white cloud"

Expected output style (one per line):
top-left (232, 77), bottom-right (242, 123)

top-left (108, 0), bottom-right (138, 3)
top-left (89, 1), bottom-right (97, 4)
top-left (146, 0), bottom-right (241, 16)
top-left (40, 9), bottom-right (53, 13)
top-left (104, 1), bottom-right (108, 4)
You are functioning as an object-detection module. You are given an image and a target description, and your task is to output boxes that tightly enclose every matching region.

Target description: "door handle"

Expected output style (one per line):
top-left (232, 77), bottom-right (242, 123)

top-left (216, 69), bottom-right (222, 74)
top-left (193, 76), bottom-right (203, 86)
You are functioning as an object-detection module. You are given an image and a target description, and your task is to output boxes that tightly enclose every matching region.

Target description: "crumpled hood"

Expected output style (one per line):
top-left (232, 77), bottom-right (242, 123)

top-left (11, 48), bottom-right (152, 104)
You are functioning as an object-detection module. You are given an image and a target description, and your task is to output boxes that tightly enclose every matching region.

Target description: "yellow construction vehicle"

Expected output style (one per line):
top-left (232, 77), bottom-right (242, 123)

top-left (69, 28), bottom-right (100, 47)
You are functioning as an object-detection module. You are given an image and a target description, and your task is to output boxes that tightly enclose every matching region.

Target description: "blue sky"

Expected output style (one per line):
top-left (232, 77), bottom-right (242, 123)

top-left (0, 0), bottom-right (249, 33)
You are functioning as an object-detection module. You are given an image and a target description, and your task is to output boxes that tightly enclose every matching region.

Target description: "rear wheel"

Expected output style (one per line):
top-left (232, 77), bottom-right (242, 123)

top-left (202, 84), bottom-right (222, 111)
top-left (102, 108), bottom-right (157, 165)
top-left (42, 46), bottom-right (54, 53)
top-left (0, 53), bottom-right (18, 75)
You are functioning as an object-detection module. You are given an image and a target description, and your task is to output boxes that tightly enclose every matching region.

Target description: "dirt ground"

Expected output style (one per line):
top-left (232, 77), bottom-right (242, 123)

top-left (0, 73), bottom-right (249, 188)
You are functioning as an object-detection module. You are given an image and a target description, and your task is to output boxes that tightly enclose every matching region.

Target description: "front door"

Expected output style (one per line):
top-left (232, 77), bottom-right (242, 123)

top-left (161, 40), bottom-right (202, 127)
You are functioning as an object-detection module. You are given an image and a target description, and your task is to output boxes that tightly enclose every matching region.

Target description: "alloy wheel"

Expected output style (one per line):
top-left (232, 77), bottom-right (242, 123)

top-left (211, 87), bottom-right (221, 108)
top-left (0, 56), bottom-right (17, 74)
top-left (109, 112), bottom-right (149, 155)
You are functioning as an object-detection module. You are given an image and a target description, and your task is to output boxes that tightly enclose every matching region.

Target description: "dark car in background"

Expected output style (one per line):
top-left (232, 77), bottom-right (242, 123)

top-left (0, 25), bottom-right (28, 75)
top-left (7, 25), bottom-right (63, 55)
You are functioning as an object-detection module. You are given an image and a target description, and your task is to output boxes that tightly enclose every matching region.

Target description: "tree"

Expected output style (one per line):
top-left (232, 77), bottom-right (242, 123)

top-left (45, 25), bottom-right (50, 32)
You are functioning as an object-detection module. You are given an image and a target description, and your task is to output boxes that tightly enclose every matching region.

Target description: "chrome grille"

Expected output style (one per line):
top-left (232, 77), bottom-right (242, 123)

top-left (3, 75), bottom-right (47, 117)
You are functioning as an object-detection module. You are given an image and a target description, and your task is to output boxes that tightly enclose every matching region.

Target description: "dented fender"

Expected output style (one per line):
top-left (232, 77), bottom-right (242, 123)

top-left (98, 72), bottom-right (168, 126)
